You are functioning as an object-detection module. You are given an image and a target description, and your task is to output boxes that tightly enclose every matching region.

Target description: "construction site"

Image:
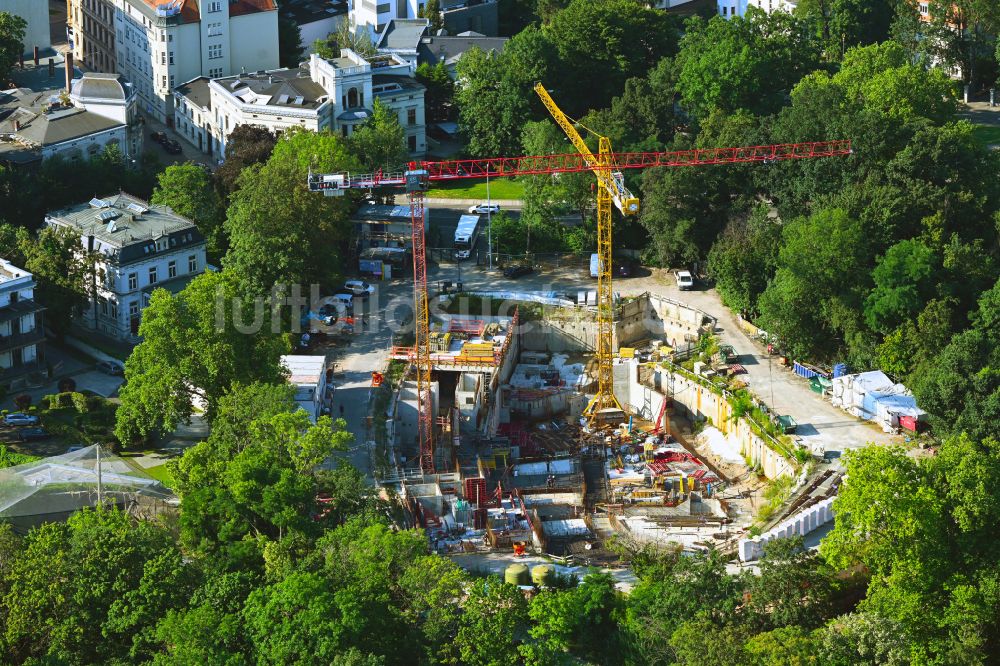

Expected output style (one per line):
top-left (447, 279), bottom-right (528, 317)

top-left (309, 84), bottom-right (853, 564)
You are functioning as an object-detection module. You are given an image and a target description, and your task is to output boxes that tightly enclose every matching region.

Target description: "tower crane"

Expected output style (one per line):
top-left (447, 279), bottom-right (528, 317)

top-left (309, 123), bottom-right (850, 473)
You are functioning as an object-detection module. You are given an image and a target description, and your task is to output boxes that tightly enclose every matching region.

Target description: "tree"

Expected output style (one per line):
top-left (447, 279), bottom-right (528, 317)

top-left (819, 612), bottom-right (913, 666)
top-left (0, 12), bottom-right (26, 85)
top-left (418, 0), bottom-right (444, 33)
top-left (674, 9), bottom-right (820, 120)
top-left (415, 61), bottom-right (454, 122)
top-left (223, 128), bottom-right (359, 295)
top-left (151, 163), bottom-right (226, 258)
top-left (863, 239), bottom-right (938, 333)
top-left (20, 225), bottom-right (94, 339)
top-left (278, 15), bottom-right (305, 68)
top-left (314, 21), bottom-right (375, 59)
top-left (746, 537), bottom-right (835, 631)
top-left (2, 507), bottom-right (193, 664)
top-left (455, 578), bottom-right (529, 666)
top-left (215, 125), bottom-right (278, 199)
top-left (347, 98), bottom-right (408, 171)
top-left (708, 206), bottom-right (782, 315)
top-left (114, 270), bottom-right (289, 443)
top-left (744, 626), bottom-right (822, 666)
top-left (542, 0), bottom-right (679, 117)
top-left (795, 0), bottom-right (895, 56)
top-left (756, 208), bottom-right (872, 361)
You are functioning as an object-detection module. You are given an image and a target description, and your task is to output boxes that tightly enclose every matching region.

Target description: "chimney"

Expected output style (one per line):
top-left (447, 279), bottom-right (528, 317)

top-left (48, 58), bottom-right (54, 77)
top-left (65, 52), bottom-right (74, 94)
top-left (33, 46), bottom-right (39, 67)
top-left (13, 119), bottom-right (20, 131)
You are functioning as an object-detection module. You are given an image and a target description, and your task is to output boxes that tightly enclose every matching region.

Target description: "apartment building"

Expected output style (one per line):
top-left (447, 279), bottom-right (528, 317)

top-left (351, 0), bottom-right (498, 39)
top-left (0, 259), bottom-right (45, 381)
top-left (173, 49), bottom-right (426, 158)
top-left (717, 0), bottom-right (797, 18)
top-left (68, 0), bottom-right (280, 124)
top-left (45, 193), bottom-right (207, 342)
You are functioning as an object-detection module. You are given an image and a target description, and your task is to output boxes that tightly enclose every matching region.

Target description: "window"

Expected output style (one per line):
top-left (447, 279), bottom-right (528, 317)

top-left (169, 51), bottom-right (174, 64)
top-left (100, 298), bottom-right (109, 315)
top-left (110, 302), bottom-right (118, 320)
top-left (149, 266), bottom-right (157, 284)
top-left (721, 5), bottom-right (727, 14)
top-left (161, 75), bottom-right (166, 88)
top-left (407, 108), bottom-right (416, 126)
top-left (128, 272), bottom-right (137, 290)
top-left (160, 31), bottom-right (165, 42)
top-left (168, 260), bottom-right (177, 278)
top-left (408, 135), bottom-right (417, 152)
top-left (918, 2), bottom-right (928, 14)
top-left (168, 33), bottom-right (173, 42)
top-left (188, 255), bottom-right (197, 272)
top-left (208, 1), bottom-right (222, 11)
top-left (160, 51), bottom-right (165, 65)
top-left (170, 74), bottom-right (174, 87)
top-left (208, 44), bottom-right (222, 59)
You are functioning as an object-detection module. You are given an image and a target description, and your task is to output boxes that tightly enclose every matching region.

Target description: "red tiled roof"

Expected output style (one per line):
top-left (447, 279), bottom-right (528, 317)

top-left (138, 0), bottom-right (199, 22)
top-left (229, 0), bottom-right (278, 16)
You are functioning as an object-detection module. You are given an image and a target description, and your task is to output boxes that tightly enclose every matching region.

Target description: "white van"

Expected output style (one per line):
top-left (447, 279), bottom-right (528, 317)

top-left (589, 253), bottom-right (600, 278)
top-left (675, 270), bottom-right (694, 290)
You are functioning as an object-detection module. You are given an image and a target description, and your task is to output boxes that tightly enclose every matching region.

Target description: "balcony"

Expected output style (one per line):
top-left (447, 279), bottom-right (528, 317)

top-left (0, 327), bottom-right (45, 353)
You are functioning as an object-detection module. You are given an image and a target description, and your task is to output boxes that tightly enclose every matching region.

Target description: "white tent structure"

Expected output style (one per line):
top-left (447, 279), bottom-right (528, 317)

top-left (0, 445), bottom-right (176, 531)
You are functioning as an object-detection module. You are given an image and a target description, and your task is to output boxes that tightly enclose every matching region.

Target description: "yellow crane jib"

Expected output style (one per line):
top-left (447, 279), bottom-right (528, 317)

top-left (532, 83), bottom-right (639, 216)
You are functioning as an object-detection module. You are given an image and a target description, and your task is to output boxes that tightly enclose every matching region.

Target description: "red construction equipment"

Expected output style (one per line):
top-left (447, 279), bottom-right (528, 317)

top-left (309, 140), bottom-right (852, 475)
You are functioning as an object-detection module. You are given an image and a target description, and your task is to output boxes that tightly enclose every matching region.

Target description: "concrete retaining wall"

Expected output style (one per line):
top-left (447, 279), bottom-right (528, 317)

top-left (520, 294), bottom-right (714, 353)
top-left (738, 496), bottom-right (835, 562)
top-left (625, 360), bottom-right (796, 480)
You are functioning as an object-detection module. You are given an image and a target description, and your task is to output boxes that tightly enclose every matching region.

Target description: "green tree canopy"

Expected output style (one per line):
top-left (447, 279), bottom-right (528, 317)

top-left (347, 98), bottom-right (408, 171)
top-left (223, 128), bottom-right (359, 294)
top-left (0, 12), bottom-right (26, 84)
top-left (114, 270), bottom-right (289, 443)
top-left (151, 163), bottom-right (226, 258)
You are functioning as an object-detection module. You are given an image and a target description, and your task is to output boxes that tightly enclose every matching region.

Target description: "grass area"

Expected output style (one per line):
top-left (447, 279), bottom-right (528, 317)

top-left (972, 124), bottom-right (1000, 146)
top-left (756, 474), bottom-right (795, 523)
top-left (143, 463), bottom-right (174, 487)
top-left (426, 178), bottom-right (525, 200)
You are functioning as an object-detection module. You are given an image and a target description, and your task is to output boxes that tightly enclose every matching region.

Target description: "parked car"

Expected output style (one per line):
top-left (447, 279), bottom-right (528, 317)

top-left (675, 270), bottom-right (694, 290)
top-left (4, 413), bottom-right (39, 426)
top-left (96, 360), bottom-right (124, 375)
top-left (150, 130), bottom-right (167, 144)
top-left (469, 203), bottom-right (501, 214)
top-left (17, 427), bottom-right (50, 441)
top-left (163, 139), bottom-right (182, 155)
top-left (614, 258), bottom-right (634, 278)
top-left (503, 263), bottom-right (533, 279)
top-left (343, 279), bottom-right (375, 297)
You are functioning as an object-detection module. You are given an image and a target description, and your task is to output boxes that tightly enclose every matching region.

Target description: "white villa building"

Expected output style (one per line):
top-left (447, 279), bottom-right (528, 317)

top-left (0, 259), bottom-right (45, 381)
top-left (45, 193), bottom-right (207, 342)
top-left (717, 0), bottom-right (797, 18)
top-left (173, 49), bottom-right (426, 158)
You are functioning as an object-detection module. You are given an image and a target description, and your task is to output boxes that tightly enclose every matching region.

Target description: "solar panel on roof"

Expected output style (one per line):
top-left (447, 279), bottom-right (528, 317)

top-left (278, 94), bottom-right (290, 104)
top-left (294, 96), bottom-right (304, 105)
top-left (89, 198), bottom-right (108, 208)
top-left (97, 210), bottom-right (118, 221)
top-left (127, 202), bottom-right (148, 215)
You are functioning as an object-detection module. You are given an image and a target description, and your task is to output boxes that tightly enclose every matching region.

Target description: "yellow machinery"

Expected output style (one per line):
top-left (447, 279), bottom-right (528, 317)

top-left (534, 82), bottom-right (639, 422)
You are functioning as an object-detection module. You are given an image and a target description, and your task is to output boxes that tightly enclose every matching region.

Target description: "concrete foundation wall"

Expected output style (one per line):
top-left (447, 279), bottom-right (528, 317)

top-left (738, 496), bottom-right (835, 561)
top-left (520, 294), bottom-right (713, 354)
top-left (625, 361), bottom-right (796, 480)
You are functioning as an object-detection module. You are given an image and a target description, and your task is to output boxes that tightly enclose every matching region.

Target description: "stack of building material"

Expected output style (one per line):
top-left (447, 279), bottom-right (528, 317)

top-left (457, 342), bottom-right (495, 362)
top-left (429, 331), bottom-right (452, 352)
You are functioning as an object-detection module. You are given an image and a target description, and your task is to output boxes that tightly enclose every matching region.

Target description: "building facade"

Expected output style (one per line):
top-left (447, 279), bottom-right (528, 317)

top-left (68, 0), bottom-right (118, 73)
top-left (45, 193), bottom-right (207, 342)
top-left (716, 0), bottom-right (797, 18)
top-left (68, 0), bottom-right (280, 124)
top-left (173, 49), bottom-right (426, 158)
top-left (350, 0), bottom-right (498, 38)
top-left (0, 67), bottom-right (141, 168)
top-left (0, 0), bottom-right (51, 56)
top-left (0, 259), bottom-right (45, 381)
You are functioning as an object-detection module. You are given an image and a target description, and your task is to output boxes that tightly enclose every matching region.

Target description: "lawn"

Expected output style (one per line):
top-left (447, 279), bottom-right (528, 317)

top-left (426, 178), bottom-right (525, 200)
top-left (972, 124), bottom-right (1000, 146)
top-left (143, 463), bottom-right (174, 488)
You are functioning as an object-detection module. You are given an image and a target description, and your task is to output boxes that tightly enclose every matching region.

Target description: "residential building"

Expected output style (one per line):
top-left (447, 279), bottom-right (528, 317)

top-left (67, 0), bottom-right (118, 73)
top-left (173, 49), bottom-right (426, 158)
top-left (281, 355), bottom-right (330, 422)
top-left (67, 0), bottom-right (280, 124)
top-left (0, 0), bottom-right (51, 57)
top-left (375, 18), bottom-right (507, 77)
top-left (0, 259), bottom-right (46, 381)
top-left (350, 0), bottom-right (498, 39)
top-left (44, 193), bottom-right (207, 341)
top-left (717, 0), bottom-right (797, 18)
top-left (279, 0), bottom-right (348, 55)
top-left (0, 60), bottom-right (141, 168)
